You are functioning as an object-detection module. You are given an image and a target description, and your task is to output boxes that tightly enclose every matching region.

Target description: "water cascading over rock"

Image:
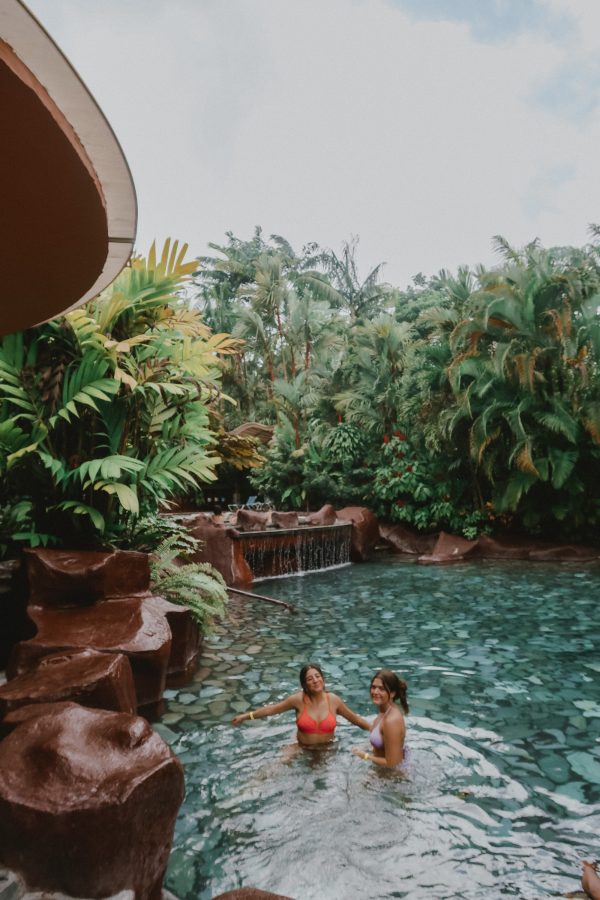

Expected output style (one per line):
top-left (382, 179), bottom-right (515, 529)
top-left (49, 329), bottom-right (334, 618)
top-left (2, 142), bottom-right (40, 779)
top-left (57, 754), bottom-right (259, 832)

top-left (237, 523), bottom-right (352, 579)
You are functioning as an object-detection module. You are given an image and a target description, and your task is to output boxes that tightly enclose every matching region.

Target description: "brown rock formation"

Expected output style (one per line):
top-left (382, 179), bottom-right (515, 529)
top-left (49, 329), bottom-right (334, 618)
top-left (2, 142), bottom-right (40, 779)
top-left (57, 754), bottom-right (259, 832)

top-left (379, 522), bottom-right (436, 555)
top-left (0, 700), bottom-right (79, 738)
top-left (528, 543), bottom-right (600, 561)
top-left (24, 548), bottom-right (150, 608)
top-left (417, 531), bottom-right (478, 565)
top-left (184, 506), bottom-right (373, 584)
top-left (5, 547), bottom-right (209, 709)
top-left (145, 595), bottom-right (201, 684)
top-left (186, 514), bottom-right (253, 586)
top-left (0, 649), bottom-right (136, 718)
top-left (8, 597), bottom-right (171, 710)
top-left (336, 507), bottom-right (380, 561)
top-left (0, 705), bottom-right (184, 899)
top-left (305, 504), bottom-right (337, 526)
top-left (380, 525), bottom-right (600, 564)
top-left (270, 511), bottom-right (299, 529)
top-left (235, 509), bottom-right (271, 531)
top-left (212, 890), bottom-right (293, 900)
top-left (472, 533), bottom-right (600, 561)
top-left (470, 534), bottom-right (536, 559)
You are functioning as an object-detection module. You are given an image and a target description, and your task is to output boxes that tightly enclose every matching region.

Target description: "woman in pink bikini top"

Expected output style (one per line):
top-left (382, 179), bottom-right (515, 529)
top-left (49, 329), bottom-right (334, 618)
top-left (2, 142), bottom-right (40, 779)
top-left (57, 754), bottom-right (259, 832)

top-left (232, 663), bottom-right (370, 746)
top-left (352, 669), bottom-right (409, 768)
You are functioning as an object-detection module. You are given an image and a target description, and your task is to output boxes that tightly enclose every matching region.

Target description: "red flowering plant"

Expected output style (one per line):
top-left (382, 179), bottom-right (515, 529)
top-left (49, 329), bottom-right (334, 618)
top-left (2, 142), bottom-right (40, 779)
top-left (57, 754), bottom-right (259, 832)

top-left (371, 431), bottom-right (488, 539)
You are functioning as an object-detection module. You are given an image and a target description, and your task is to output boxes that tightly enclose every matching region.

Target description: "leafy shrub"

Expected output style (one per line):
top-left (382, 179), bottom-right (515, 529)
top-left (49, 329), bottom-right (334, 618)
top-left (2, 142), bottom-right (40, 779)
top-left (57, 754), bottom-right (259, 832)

top-left (250, 420), bottom-right (374, 510)
top-left (0, 501), bottom-right (56, 559)
top-left (371, 432), bottom-right (489, 539)
top-left (0, 241), bottom-right (240, 556)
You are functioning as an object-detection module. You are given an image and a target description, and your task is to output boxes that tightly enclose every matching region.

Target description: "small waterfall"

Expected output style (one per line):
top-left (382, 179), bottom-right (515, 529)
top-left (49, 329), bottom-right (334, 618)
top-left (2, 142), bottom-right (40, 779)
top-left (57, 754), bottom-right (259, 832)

top-left (235, 524), bottom-right (352, 580)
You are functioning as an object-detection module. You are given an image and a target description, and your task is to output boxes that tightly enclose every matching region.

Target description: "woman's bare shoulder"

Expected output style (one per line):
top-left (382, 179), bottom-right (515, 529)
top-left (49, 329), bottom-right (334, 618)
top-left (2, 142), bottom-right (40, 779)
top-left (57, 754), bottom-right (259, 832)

top-left (327, 691), bottom-right (347, 708)
top-left (384, 707), bottom-right (405, 726)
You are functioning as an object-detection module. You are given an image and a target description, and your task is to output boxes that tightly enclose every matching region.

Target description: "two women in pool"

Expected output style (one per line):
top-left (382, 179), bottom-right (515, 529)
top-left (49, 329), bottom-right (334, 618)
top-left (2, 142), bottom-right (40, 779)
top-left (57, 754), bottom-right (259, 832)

top-left (232, 664), bottom-right (409, 768)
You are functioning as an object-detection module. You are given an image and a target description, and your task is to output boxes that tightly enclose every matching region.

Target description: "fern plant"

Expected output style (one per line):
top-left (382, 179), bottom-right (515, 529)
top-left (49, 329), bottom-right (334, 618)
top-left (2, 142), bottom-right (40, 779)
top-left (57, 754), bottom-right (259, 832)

top-left (149, 532), bottom-right (228, 633)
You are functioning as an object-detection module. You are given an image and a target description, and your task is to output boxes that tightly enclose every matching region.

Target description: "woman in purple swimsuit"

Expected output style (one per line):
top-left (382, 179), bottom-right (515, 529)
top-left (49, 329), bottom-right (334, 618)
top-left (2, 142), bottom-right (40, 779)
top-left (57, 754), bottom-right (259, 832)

top-left (352, 669), bottom-right (409, 769)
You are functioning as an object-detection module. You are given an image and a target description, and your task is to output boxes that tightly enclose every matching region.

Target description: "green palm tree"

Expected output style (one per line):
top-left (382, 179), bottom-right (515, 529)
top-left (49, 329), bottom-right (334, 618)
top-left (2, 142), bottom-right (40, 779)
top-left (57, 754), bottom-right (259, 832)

top-left (323, 237), bottom-right (394, 321)
top-left (440, 240), bottom-right (600, 530)
top-left (333, 315), bottom-right (413, 438)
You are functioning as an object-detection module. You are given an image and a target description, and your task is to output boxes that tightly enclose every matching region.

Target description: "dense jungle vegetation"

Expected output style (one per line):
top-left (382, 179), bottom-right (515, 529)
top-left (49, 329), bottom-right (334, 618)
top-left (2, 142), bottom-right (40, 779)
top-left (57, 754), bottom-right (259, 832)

top-left (2, 228), bottom-right (600, 561)
top-left (194, 227), bottom-right (600, 541)
top-left (0, 241), bottom-right (236, 625)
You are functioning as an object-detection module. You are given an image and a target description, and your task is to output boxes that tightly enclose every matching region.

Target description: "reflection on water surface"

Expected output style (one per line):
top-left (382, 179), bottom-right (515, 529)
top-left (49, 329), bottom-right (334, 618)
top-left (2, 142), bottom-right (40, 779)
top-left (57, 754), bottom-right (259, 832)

top-left (162, 559), bottom-right (600, 899)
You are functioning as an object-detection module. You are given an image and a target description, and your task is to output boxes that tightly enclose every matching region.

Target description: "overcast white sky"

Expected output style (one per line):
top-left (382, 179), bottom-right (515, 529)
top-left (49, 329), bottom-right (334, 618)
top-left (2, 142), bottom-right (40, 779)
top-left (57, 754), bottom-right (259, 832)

top-left (28, 0), bottom-right (600, 287)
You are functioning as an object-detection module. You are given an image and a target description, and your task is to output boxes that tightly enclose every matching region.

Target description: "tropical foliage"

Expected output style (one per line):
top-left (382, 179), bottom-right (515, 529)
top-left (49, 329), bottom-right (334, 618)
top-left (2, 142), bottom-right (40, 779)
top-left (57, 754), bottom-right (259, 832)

top-left (249, 418), bottom-right (372, 511)
top-left (435, 239), bottom-right (600, 535)
top-left (194, 228), bottom-right (600, 539)
top-left (370, 433), bottom-right (489, 539)
top-left (0, 240), bottom-right (241, 554)
top-left (194, 229), bottom-right (397, 437)
top-left (5, 224), bottom-right (600, 553)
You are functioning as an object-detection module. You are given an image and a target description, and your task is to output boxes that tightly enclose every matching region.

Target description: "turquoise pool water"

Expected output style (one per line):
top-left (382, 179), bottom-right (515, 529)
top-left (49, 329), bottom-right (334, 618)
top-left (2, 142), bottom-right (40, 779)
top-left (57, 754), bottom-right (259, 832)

top-left (161, 558), bottom-right (600, 899)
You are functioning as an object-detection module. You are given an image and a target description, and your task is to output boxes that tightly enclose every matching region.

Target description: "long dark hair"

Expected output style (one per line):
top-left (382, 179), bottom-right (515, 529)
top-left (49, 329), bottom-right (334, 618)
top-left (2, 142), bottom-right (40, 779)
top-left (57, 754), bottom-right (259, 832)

top-left (371, 669), bottom-right (409, 714)
top-left (299, 663), bottom-right (325, 693)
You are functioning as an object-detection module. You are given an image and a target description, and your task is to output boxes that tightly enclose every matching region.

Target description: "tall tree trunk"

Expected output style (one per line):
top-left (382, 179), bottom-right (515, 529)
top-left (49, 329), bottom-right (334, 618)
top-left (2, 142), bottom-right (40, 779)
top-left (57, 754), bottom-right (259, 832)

top-left (275, 304), bottom-right (287, 382)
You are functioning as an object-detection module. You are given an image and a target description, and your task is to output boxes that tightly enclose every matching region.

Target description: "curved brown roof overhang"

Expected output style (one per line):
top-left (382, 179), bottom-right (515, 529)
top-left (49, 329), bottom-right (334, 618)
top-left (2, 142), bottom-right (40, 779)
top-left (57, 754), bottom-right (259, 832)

top-left (0, 0), bottom-right (137, 336)
top-left (231, 423), bottom-right (275, 445)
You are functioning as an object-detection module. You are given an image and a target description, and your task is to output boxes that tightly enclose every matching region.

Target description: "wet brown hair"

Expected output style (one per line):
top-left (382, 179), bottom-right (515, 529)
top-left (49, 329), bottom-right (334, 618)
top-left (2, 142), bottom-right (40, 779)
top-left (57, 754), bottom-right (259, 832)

top-left (371, 669), bottom-right (409, 714)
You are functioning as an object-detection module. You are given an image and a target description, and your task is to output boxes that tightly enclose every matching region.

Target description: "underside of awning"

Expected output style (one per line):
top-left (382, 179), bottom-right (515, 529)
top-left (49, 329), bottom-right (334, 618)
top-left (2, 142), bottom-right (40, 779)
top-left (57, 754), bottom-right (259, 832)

top-left (0, 1), bottom-right (137, 335)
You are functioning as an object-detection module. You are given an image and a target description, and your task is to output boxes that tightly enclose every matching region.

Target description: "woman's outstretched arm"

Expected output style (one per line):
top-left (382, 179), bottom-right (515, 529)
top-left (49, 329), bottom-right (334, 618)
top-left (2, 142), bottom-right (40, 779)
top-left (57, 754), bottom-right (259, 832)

top-left (333, 696), bottom-right (371, 730)
top-left (231, 693), bottom-right (300, 725)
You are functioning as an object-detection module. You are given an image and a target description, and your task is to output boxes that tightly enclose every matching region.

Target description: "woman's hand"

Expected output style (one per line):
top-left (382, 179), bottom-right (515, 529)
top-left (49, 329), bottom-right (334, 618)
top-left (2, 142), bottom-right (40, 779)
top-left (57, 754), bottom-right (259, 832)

top-left (231, 695), bottom-right (299, 727)
top-left (353, 714), bottom-right (406, 767)
top-left (351, 747), bottom-right (370, 760)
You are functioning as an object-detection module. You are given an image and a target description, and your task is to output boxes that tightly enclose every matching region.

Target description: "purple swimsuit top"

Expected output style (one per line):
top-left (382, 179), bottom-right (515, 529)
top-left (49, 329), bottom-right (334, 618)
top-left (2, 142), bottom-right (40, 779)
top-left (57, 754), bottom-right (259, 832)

top-left (369, 709), bottom-right (390, 750)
